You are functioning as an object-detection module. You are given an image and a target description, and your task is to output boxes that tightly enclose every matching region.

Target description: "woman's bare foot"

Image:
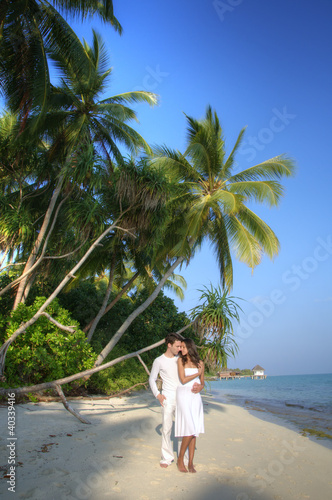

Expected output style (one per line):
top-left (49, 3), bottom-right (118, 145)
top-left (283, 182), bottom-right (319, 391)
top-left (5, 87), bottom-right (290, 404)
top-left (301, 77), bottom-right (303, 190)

top-left (177, 459), bottom-right (188, 473)
top-left (188, 464), bottom-right (197, 473)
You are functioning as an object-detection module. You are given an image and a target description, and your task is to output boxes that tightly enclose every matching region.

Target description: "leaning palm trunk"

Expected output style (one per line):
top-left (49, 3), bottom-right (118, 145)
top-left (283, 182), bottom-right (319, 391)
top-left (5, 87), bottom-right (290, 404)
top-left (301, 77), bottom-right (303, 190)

top-left (0, 217), bottom-right (122, 375)
top-left (94, 254), bottom-right (186, 367)
top-left (13, 173), bottom-right (65, 309)
top-left (86, 254), bottom-right (117, 342)
top-left (0, 184), bottom-right (69, 300)
top-left (0, 338), bottom-right (165, 423)
top-left (0, 338), bottom-right (165, 397)
top-left (0, 320), bottom-right (195, 402)
top-left (0, 323), bottom-right (196, 400)
top-left (0, 321), bottom-right (194, 423)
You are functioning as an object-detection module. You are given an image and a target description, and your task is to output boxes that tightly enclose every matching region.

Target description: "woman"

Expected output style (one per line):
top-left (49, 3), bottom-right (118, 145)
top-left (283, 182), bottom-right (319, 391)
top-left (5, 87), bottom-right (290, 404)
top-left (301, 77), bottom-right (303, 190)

top-left (175, 338), bottom-right (205, 473)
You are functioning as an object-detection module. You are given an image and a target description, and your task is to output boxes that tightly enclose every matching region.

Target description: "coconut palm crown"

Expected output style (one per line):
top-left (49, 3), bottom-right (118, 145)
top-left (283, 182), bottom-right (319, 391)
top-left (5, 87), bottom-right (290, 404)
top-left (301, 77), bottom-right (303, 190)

top-left (152, 106), bottom-right (296, 289)
top-left (45, 30), bottom-right (157, 163)
top-left (0, 1), bottom-right (121, 123)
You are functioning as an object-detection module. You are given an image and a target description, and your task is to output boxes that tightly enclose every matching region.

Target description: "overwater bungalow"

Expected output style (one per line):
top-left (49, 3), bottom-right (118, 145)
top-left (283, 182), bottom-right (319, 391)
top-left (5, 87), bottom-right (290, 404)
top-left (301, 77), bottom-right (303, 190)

top-left (252, 364), bottom-right (266, 379)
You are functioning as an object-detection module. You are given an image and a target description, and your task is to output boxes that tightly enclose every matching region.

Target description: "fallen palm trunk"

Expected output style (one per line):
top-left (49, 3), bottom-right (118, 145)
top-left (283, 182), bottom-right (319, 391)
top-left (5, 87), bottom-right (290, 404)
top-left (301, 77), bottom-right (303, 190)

top-left (0, 339), bottom-right (166, 422)
top-left (0, 322), bottom-right (195, 422)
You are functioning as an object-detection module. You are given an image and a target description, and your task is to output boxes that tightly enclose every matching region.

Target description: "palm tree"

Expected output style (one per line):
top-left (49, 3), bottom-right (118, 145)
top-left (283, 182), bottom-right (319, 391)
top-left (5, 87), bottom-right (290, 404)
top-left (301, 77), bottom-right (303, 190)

top-left (9, 32), bottom-right (157, 308)
top-left (45, 31), bottom-right (156, 163)
top-left (93, 106), bottom-right (295, 366)
top-left (0, 1), bottom-right (121, 123)
top-left (0, 148), bottom-right (171, 372)
top-left (152, 106), bottom-right (296, 288)
top-left (70, 157), bottom-right (186, 341)
top-left (0, 111), bottom-right (49, 263)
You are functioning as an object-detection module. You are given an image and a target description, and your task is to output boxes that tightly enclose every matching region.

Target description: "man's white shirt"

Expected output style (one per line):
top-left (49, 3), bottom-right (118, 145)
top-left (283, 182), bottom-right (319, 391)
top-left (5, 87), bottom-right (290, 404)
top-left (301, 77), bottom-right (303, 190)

top-left (149, 354), bottom-right (180, 398)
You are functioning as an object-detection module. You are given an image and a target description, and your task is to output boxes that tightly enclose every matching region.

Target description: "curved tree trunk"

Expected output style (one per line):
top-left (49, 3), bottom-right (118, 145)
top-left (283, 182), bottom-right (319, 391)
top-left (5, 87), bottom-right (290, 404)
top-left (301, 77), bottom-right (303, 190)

top-left (0, 218), bottom-right (121, 375)
top-left (86, 253), bottom-right (117, 342)
top-left (54, 383), bottom-right (91, 424)
top-left (94, 255), bottom-right (185, 367)
top-left (13, 173), bottom-right (65, 309)
top-left (0, 338), bottom-right (166, 396)
top-left (22, 268), bottom-right (38, 302)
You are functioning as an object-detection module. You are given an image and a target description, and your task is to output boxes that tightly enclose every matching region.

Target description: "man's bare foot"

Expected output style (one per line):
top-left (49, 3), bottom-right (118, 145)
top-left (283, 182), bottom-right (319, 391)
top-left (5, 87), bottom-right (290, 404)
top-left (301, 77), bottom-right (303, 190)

top-left (188, 464), bottom-right (197, 473)
top-left (177, 460), bottom-right (188, 473)
top-left (160, 463), bottom-right (168, 468)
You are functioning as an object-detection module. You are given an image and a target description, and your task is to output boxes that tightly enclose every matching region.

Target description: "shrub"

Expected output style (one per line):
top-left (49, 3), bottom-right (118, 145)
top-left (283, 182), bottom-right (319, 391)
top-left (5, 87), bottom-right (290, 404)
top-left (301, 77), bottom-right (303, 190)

top-left (0, 297), bottom-right (96, 388)
top-left (87, 356), bottom-right (148, 394)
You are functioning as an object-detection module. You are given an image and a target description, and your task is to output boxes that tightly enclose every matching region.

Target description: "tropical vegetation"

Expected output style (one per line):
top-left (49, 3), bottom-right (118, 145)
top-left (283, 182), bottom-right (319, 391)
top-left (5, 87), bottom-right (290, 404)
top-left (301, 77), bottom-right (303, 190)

top-left (0, 2), bottom-right (295, 399)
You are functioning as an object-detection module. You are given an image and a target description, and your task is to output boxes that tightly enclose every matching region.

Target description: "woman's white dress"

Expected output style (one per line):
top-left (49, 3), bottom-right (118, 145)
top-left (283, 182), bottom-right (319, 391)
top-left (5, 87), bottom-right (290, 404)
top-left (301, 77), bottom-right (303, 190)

top-left (175, 367), bottom-right (204, 437)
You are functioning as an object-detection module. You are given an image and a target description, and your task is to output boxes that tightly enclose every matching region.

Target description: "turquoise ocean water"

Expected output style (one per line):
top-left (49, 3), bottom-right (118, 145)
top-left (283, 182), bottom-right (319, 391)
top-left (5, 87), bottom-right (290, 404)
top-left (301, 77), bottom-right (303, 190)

top-left (209, 373), bottom-right (332, 447)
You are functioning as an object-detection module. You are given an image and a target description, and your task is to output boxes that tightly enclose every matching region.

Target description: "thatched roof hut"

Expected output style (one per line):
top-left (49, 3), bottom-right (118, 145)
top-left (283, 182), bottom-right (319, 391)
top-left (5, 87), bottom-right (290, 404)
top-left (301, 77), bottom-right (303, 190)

top-left (252, 365), bottom-right (265, 377)
top-left (252, 364), bottom-right (265, 372)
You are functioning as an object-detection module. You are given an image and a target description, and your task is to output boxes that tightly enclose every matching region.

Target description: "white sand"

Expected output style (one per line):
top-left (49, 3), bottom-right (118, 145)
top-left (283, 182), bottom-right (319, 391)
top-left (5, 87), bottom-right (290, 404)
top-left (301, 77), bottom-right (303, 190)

top-left (0, 390), bottom-right (331, 500)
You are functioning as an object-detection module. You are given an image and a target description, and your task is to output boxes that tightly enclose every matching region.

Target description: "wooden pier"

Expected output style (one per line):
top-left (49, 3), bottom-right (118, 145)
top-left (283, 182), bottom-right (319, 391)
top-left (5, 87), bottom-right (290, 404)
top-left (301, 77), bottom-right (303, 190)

top-left (217, 365), bottom-right (267, 380)
top-left (217, 374), bottom-right (267, 380)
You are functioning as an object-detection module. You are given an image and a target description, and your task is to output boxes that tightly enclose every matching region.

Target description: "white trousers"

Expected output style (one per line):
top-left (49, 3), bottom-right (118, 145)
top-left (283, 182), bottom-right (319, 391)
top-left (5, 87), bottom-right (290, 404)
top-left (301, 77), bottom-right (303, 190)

top-left (160, 392), bottom-right (188, 465)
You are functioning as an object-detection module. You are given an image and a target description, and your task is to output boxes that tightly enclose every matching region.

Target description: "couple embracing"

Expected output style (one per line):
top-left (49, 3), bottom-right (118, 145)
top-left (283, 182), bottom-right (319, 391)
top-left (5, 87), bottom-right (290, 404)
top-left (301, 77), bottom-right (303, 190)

top-left (149, 333), bottom-right (205, 473)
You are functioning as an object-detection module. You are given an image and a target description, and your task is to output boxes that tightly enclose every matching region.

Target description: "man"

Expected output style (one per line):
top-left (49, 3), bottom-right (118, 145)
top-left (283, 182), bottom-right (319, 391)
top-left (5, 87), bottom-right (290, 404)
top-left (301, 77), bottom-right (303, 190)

top-left (149, 332), bottom-right (204, 468)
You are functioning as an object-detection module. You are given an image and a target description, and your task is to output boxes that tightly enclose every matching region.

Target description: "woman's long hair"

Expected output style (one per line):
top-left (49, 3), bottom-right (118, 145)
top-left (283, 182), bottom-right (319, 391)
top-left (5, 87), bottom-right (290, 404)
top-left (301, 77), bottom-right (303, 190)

top-left (180, 338), bottom-right (201, 367)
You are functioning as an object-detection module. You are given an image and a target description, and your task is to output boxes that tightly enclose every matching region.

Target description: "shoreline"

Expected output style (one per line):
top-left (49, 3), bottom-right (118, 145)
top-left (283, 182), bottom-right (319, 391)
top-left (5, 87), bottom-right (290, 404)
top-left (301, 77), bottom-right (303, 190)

top-left (1, 389), bottom-right (332, 499)
top-left (208, 375), bottom-right (332, 448)
top-left (210, 391), bottom-right (332, 449)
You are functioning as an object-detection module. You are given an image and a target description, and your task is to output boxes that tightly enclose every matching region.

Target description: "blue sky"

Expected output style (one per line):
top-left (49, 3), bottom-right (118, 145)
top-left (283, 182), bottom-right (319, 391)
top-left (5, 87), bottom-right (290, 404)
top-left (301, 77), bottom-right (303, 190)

top-left (9, 0), bottom-right (332, 375)
top-left (69, 0), bottom-right (331, 375)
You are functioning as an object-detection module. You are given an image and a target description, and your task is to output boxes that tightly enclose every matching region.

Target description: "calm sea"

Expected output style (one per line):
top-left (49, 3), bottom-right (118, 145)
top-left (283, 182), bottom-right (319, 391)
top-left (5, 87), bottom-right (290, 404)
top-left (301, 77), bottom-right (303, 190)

top-left (208, 373), bottom-right (332, 447)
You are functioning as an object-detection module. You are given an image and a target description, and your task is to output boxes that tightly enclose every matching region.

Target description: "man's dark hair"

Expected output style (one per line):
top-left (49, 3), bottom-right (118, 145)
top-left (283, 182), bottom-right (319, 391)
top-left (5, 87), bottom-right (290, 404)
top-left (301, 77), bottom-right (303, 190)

top-left (165, 332), bottom-right (183, 346)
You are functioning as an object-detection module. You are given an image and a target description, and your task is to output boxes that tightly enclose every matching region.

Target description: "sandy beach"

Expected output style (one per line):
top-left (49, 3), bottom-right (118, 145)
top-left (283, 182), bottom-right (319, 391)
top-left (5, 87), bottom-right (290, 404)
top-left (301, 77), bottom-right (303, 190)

top-left (0, 390), bottom-right (331, 500)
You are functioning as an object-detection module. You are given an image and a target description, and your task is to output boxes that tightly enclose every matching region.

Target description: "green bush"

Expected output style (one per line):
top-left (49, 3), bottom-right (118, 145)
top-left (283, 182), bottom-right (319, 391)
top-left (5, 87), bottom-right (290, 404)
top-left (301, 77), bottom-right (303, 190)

top-left (0, 285), bottom-right (196, 395)
top-left (87, 356), bottom-right (148, 394)
top-left (0, 297), bottom-right (96, 388)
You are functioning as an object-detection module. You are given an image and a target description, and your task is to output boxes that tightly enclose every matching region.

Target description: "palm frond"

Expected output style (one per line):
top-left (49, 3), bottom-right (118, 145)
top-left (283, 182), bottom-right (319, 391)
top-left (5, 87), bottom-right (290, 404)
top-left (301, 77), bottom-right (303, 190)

top-left (227, 214), bottom-right (263, 269)
top-left (228, 155), bottom-right (296, 183)
top-left (236, 206), bottom-right (280, 259)
top-left (222, 126), bottom-right (247, 178)
top-left (228, 180), bottom-right (284, 206)
top-left (101, 91), bottom-right (158, 107)
top-left (52, 1), bottom-right (123, 33)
